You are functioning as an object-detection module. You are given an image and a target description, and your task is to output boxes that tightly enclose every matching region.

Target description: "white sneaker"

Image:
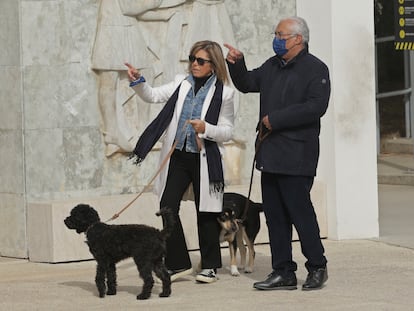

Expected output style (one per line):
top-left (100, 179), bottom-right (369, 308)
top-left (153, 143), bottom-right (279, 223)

top-left (168, 268), bottom-right (193, 282)
top-left (195, 269), bottom-right (217, 283)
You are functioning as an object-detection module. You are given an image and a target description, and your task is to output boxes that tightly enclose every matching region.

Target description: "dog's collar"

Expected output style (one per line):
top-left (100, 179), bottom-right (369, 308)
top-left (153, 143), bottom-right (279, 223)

top-left (84, 222), bottom-right (98, 235)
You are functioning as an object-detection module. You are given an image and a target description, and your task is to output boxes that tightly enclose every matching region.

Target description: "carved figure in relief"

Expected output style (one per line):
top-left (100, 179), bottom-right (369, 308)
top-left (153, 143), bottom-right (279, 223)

top-left (91, 0), bottom-right (237, 157)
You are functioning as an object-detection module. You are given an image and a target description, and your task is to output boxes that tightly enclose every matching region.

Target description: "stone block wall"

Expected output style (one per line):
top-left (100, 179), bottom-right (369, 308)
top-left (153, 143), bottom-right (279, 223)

top-left (0, 0), bottom-right (26, 258)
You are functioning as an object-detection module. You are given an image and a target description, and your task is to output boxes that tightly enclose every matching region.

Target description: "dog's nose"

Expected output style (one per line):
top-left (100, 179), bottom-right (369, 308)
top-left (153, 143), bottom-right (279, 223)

top-left (231, 221), bottom-right (238, 232)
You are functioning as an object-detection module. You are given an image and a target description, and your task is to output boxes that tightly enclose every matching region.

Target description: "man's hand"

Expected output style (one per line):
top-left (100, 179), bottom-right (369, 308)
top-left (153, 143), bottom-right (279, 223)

top-left (224, 43), bottom-right (243, 64)
top-left (262, 115), bottom-right (272, 130)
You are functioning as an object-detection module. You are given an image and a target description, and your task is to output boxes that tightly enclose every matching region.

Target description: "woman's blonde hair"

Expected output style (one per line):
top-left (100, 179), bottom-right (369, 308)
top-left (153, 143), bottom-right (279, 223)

top-left (187, 40), bottom-right (229, 84)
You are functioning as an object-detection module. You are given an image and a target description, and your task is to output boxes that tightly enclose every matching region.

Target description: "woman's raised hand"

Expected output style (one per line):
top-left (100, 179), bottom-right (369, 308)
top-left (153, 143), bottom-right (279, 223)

top-left (124, 62), bottom-right (140, 81)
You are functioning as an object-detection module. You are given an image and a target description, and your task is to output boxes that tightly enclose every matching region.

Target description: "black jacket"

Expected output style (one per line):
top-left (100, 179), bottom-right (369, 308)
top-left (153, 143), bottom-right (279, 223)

top-left (227, 48), bottom-right (331, 176)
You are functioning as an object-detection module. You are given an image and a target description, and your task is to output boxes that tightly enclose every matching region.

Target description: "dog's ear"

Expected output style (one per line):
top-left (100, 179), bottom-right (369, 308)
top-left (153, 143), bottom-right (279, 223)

top-left (228, 208), bottom-right (236, 217)
top-left (74, 204), bottom-right (100, 220)
top-left (68, 204), bottom-right (100, 234)
top-left (218, 208), bottom-right (235, 223)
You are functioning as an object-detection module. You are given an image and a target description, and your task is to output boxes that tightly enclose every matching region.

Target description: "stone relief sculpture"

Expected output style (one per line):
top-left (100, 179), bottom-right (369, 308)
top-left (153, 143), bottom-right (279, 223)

top-left (150, 0), bottom-right (238, 80)
top-left (180, 0), bottom-right (236, 61)
top-left (91, 0), bottom-right (161, 156)
top-left (92, 0), bottom-right (240, 159)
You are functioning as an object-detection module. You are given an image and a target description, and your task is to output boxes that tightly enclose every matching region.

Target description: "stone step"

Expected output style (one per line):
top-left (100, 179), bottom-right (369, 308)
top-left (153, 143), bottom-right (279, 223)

top-left (377, 154), bottom-right (414, 185)
top-left (380, 138), bottom-right (414, 154)
top-left (378, 138), bottom-right (414, 185)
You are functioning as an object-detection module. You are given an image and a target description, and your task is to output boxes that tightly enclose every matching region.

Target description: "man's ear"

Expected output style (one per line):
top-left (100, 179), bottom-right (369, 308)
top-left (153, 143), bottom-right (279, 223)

top-left (295, 34), bottom-right (303, 45)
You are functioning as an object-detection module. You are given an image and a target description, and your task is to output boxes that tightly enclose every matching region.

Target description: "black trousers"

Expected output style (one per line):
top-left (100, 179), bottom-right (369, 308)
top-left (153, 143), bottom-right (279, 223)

top-left (160, 149), bottom-right (222, 271)
top-left (261, 172), bottom-right (327, 276)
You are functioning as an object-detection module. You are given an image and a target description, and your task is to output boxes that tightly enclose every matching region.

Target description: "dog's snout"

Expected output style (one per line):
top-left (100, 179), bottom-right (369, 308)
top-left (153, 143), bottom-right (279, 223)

top-left (64, 217), bottom-right (74, 228)
top-left (231, 221), bottom-right (239, 232)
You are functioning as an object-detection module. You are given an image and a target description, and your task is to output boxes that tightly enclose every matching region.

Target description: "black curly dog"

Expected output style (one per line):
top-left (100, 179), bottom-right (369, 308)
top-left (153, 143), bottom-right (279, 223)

top-left (64, 204), bottom-right (173, 300)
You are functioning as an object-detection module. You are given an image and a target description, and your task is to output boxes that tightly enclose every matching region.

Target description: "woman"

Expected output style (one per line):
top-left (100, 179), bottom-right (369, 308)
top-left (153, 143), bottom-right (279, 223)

top-left (125, 40), bottom-right (235, 283)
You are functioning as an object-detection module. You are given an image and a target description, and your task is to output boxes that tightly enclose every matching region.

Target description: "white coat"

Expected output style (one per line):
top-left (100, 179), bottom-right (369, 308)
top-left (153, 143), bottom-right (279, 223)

top-left (132, 74), bottom-right (235, 212)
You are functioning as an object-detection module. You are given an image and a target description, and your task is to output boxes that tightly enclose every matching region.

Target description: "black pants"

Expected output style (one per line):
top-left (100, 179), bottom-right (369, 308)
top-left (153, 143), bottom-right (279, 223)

top-left (261, 172), bottom-right (327, 276)
top-left (160, 149), bottom-right (222, 271)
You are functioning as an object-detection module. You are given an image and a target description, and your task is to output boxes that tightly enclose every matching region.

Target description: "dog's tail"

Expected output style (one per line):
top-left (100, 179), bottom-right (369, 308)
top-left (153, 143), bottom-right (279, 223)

top-left (156, 207), bottom-right (175, 240)
top-left (255, 202), bottom-right (263, 213)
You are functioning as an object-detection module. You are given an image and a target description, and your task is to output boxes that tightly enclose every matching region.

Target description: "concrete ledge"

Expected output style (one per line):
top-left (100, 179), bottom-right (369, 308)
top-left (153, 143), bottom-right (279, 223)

top-left (27, 182), bottom-right (327, 263)
top-left (28, 193), bottom-right (169, 263)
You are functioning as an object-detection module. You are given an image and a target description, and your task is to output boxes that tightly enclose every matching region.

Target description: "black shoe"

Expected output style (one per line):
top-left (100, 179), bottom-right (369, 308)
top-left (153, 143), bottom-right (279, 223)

top-left (253, 271), bottom-right (297, 290)
top-left (302, 267), bottom-right (328, 291)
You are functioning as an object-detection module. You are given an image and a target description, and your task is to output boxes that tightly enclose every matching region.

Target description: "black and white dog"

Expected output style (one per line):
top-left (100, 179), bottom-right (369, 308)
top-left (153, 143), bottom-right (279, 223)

top-left (218, 192), bottom-right (263, 276)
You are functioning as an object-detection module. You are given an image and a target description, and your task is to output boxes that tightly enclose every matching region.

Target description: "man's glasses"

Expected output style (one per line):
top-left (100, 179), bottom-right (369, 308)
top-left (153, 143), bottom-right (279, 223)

top-left (274, 31), bottom-right (297, 39)
top-left (189, 55), bottom-right (212, 66)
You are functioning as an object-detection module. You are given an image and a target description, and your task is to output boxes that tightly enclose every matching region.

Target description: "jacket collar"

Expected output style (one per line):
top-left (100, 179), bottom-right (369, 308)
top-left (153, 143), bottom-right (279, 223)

top-left (274, 45), bottom-right (309, 68)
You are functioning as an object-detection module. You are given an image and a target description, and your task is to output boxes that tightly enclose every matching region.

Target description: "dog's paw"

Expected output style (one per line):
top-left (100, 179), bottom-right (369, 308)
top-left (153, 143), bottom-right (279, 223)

top-left (244, 266), bottom-right (253, 274)
top-left (106, 289), bottom-right (116, 295)
top-left (159, 289), bottom-right (171, 298)
top-left (230, 265), bottom-right (240, 276)
top-left (137, 293), bottom-right (151, 300)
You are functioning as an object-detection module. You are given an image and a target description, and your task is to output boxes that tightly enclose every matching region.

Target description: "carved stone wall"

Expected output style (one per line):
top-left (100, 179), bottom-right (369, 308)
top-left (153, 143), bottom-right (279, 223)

top-left (0, 0), bottom-right (296, 258)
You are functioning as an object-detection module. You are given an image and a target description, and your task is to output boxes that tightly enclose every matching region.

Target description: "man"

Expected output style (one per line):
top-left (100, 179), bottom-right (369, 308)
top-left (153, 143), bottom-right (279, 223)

top-left (224, 16), bottom-right (330, 291)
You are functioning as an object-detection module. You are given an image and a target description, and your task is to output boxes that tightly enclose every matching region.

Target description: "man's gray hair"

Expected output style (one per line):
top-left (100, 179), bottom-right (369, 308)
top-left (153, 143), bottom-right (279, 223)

top-left (283, 16), bottom-right (310, 44)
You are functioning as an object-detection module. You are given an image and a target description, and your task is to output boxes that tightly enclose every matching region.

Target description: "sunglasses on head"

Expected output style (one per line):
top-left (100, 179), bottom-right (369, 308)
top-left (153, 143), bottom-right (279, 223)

top-left (188, 55), bottom-right (212, 66)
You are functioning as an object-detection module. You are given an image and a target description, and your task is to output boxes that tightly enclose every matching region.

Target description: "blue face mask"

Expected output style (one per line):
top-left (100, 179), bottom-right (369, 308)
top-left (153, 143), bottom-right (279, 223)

top-left (272, 37), bottom-right (288, 56)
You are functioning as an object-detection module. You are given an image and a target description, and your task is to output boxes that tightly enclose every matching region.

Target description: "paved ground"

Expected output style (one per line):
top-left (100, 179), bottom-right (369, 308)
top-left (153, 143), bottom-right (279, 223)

top-left (378, 184), bottom-right (414, 249)
top-left (1, 237), bottom-right (414, 311)
top-left (1, 154), bottom-right (414, 310)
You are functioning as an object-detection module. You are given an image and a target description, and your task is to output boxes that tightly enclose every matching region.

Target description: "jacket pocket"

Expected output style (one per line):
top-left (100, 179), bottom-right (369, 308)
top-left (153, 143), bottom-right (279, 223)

top-left (262, 133), bottom-right (305, 172)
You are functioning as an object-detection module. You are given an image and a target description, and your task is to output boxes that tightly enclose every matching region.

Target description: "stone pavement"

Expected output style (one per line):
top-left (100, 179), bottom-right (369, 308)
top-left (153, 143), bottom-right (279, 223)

top-left (1, 153), bottom-right (414, 310)
top-left (1, 237), bottom-right (414, 311)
